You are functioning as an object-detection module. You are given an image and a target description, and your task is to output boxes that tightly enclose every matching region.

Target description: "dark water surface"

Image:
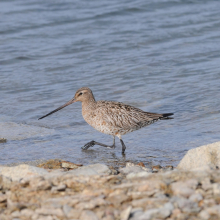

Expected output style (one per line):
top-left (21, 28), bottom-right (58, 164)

top-left (1, 0), bottom-right (220, 167)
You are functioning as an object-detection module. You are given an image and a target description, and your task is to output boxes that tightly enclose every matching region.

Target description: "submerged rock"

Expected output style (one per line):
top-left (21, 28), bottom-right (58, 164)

top-left (0, 138), bottom-right (7, 143)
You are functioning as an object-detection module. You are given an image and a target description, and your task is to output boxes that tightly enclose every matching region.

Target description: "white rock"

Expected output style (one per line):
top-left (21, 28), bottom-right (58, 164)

top-left (171, 182), bottom-right (194, 198)
top-left (126, 172), bottom-right (151, 179)
top-left (0, 164), bottom-right (49, 181)
top-left (213, 183), bottom-right (220, 195)
top-left (177, 141), bottom-right (220, 170)
top-left (35, 208), bottom-right (64, 217)
top-left (119, 163), bottom-right (150, 175)
top-left (171, 197), bottom-right (200, 213)
top-left (120, 206), bottom-right (132, 220)
top-left (68, 163), bottom-right (111, 176)
top-left (20, 209), bottom-right (34, 217)
top-left (80, 210), bottom-right (99, 220)
top-left (198, 210), bottom-right (210, 220)
top-left (189, 193), bottom-right (203, 203)
top-left (51, 184), bottom-right (66, 192)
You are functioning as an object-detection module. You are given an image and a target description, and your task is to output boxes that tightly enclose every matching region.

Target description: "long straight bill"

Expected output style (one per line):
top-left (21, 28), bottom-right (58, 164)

top-left (38, 98), bottom-right (75, 120)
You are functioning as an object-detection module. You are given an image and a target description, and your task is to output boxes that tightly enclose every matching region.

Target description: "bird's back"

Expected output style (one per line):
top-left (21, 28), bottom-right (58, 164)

top-left (82, 100), bottom-right (173, 136)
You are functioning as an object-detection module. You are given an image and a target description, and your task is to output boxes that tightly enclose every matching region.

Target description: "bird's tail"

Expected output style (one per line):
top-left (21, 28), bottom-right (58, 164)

top-left (161, 113), bottom-right (174, 120)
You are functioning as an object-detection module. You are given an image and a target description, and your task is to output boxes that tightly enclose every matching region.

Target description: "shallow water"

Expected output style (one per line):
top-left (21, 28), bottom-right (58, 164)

top-left (1, 0), bottom-right (220, 167)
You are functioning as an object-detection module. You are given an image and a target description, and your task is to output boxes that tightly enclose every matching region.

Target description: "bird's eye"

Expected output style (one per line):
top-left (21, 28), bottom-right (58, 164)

top-left (78, 92), bottom-right (83, 96)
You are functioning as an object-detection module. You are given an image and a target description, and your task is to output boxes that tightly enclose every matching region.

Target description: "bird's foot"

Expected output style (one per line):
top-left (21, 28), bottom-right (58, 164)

top-left (81, 141), bottom-right (95, 150)
top-left (107, 144), bottom-right (116, 149)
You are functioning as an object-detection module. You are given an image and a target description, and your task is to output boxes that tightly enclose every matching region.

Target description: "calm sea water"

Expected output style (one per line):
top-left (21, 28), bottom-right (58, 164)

top-left (1, 0), bottom-right (220, 167)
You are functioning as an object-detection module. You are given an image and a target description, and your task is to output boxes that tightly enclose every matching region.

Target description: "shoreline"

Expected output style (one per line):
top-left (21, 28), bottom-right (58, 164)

top-left (1, 141), bottom-right (220, 219)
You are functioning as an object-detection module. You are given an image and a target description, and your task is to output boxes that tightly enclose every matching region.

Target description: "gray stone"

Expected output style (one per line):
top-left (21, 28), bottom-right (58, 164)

top-left (0, 164), bottom-right (49, 181)
top-left (63, 204), bottom-right (81, 219)
top-left (80, 210), bottom-right (99, 220)
top-left (68, 163), bottom-right (111, 176)
top-left (11, 211), bottom-right (20, 218)
top-left (189, 193), bottom-right (203, 203)
top-left (177, 141), bottom-right (220, 170)
top-left (137, 202), bottom-right (173, 220)
top-left (171, 197), bottom-right (200, 213)
top-left (129, 208), bottom-right (143, 220)
top-left (35, 208), bottom-right (64, 217)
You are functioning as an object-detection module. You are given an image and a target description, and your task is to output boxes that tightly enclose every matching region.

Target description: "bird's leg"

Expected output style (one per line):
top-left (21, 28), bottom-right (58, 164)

top-left (120, 139), bottom-right (126, 154)
top-left (82, 136), bottom-right (116, 150)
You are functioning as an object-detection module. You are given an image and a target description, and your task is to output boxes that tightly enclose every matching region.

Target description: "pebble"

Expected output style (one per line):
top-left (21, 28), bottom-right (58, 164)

top-left (120, 206), bottom-right (132, 220)
top-left (0, 158), bottom-right (220, 220)
top-left (80, 210), bottom-right (99, 220)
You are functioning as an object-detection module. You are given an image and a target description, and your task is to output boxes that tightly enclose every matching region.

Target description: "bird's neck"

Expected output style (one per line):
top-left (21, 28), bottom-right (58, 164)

top-left (82, 97), bottom-right (96, 112)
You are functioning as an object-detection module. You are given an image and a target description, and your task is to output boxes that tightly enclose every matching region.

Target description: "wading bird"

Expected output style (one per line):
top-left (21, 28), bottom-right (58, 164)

top-left (39, 87), bottom-right (173, 154)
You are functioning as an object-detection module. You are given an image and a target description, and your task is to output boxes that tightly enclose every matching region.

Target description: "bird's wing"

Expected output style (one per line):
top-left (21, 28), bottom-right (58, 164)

top-left (96, 101), bottom-right (158, 130)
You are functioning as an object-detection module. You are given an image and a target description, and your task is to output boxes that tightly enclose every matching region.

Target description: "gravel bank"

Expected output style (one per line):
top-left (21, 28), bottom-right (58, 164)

top-left (0, 161), bottom-right (220, 220)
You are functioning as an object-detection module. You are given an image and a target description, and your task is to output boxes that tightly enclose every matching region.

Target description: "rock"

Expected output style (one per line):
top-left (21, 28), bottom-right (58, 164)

top-left (30, 178), bottom-right (52, 190)
top-left (198, 210), bottom-right (211, 220)
top-left (137, 202), bottom-right (173, 220)
top-left (0, 175), bottom-right (12, 189)
top-left (171, 196), bottom-right (200, 213)
top-left (68, 163), bottom-right (111, 176)
top-left (76, 197), bottom-right (108, 210)
top-left (189, 193), bottom-right (203, 203)
top-left (137, 162), bottom-right (145, 167)
top-left (138, 180), bottom-right (167, 192)
top-left (20, 209), bottom-right (34, 217)
top-left (213, 183), bottom-right (220, 195)
top-left (119, 163), bottom-right (150, 175)
top-left (102, 215), bottom-right (115, 220)
top-left (177, 141), bottom-right (220, 170)
top-left (11, 211), bottom-right (20, 218)
top-left (63, 205), bottom-right (81, 219)
top-left (37, 159), bottom-right (62, 169)
top-left (120, 206), bottom-right (132, 220)
top-left (171, 182), bottom-right (194, 198)
top-left (152, 165), bottom-right (162, 172)
top-left (0, 138), bottom-right (7, 143)
top-left (0, 193), bottom-right (7, 203)
top-left (0, 164), bottom-right (49, 181)
top-left (206, 205), bottom-right (220, 215)
top-left (51, 184), bottom-right (66, 192)
top-left (80, 210), bottom-right (99, 220)
top-left (126, 171), bottom-right (151, 179)
top-left (61, 161), bottom-right (83, 169)
top-left (129, 208), bottom-right (144, 220)
top-left (35, 207), bottom-right (64, 217)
